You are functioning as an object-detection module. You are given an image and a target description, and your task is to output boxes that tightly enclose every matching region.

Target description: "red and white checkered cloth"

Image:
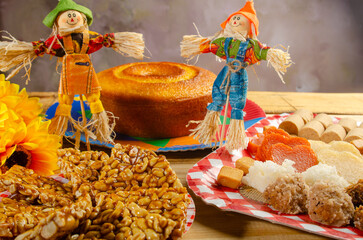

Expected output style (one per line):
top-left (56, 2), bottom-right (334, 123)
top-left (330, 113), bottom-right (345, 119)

top-left (187, 114), bottom-right (363, 240)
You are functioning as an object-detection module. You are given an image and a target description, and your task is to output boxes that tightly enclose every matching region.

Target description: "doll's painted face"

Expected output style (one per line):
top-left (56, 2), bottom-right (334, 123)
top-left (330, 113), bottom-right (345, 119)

top-left (57, 10), bottom-right (84, 29)
top-left (228, 14), bottom-right (250, 35)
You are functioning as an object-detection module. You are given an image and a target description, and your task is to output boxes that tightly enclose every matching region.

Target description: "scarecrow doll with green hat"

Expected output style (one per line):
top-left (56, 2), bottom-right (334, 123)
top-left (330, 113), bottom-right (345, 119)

top-left (181, 0), bottom-right (292, 151)
top-left (0, 0), bottom-right (145, 148)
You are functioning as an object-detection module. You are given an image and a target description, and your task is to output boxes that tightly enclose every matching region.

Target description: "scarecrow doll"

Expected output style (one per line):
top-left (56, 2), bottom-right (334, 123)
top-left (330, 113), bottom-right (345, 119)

top-left (181, 0), bottom-right (292, 151)
top-left (0, 0), bottom-right (144, 147)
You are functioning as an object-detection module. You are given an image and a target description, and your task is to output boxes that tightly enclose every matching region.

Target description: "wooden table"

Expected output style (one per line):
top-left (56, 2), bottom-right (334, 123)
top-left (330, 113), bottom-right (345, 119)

top-left (31, 91), bottom-right (363, 240)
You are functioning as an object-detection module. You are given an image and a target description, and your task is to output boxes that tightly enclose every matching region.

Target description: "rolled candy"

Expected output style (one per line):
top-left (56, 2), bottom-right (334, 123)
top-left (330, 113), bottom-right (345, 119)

top-left (299, 120), bottom-right (325, 140)
top-left (338, 117), bottom-right (357, 133)
top-left (314, 113), bottom-right (333, 129)
top-left (294, 109), bottom-right (314, 124)
top-left (279, 114), bottom-right (304, 135)
top-left (321, 124), bottom-right (346, 143)
top-left (350, 139), bottom-right (363, 154)
top-left (345, 128), bottom-right (363, 142)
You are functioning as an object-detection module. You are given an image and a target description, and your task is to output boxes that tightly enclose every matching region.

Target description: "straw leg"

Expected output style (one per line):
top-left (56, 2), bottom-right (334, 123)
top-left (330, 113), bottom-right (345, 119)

top-left (75, 129), bottom-right (81, 150)
top-left (219, 94), bottom-right (230, 148)
top-left (80, 96), bottom-right (91, 151)
top-left (60, 135), bottom-right (63, 148)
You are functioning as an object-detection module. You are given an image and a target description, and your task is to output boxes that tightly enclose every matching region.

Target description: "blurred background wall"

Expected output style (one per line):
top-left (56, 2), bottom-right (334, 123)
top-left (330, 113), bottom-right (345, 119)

top-left (1, 0), bottom-right (362, 93)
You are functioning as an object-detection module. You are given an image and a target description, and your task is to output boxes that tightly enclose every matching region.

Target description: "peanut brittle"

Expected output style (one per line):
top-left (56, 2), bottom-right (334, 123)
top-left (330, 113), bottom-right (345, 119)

top-left (0, 181), bottom-right (92, 239)
top-left (68, 187), bottom-right (190, 240)
top-left (0, 198), bottom-right (54, 238)
top-left (1, 144), bottom-right (191, 240)
top-left (0, 165), bottom-right (74, 207)
top-left (16, 191), bottom-right (93, 240)
top-left (58, 144), bottom-right (183, 193)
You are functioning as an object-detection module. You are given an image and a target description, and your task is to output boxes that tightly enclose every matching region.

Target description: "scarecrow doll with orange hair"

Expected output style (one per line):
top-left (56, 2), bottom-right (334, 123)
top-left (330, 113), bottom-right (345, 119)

top-left (181, 0), bottom-right (292, 151)
top-left (0, 0), bottom-right (144, 147)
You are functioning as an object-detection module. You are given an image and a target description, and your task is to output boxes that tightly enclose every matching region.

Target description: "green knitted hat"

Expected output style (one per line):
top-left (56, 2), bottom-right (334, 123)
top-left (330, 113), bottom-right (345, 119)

top-left (43, 0), bottom-right (93, 28)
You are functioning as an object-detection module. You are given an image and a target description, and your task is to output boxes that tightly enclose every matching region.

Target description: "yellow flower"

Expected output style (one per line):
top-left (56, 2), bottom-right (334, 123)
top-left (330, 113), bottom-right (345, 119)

top-left (0, 117), bottom-right (60, 176)
top-left (0, 74), bottom-right (60, 175)
top-left (0, 74), bottom-right (42, 125)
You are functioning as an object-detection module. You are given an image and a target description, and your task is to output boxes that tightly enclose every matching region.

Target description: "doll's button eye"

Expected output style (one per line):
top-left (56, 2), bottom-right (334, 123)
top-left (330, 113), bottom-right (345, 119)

top-left (237, 17), bottom-right (240, 20)
top-left (68, 14), bottom-right (71, 18)
top-left (233, 16), bottom-right (236, 20)
top-left (73, 13), bottom-right (76, 17)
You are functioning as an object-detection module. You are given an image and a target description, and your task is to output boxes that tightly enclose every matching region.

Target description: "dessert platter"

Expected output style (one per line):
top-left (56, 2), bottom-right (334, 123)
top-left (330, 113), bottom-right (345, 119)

top-left (187, 112), bottom-right (363, 240)
top-left (0, 0), bottom-right (362, 239)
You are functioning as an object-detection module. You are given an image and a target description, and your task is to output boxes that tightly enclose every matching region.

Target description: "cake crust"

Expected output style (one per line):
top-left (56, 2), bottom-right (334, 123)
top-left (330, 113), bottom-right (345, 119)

top-left (98, 62), bottom-right (216, 138)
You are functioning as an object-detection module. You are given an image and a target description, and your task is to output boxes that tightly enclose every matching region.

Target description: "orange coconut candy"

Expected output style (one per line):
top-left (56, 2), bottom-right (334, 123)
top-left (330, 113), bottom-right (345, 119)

top-left (248, 126), bottom-right (290, 158)
top-left (269, 143), bottom-right (318, 172)
top-left (247, 133), bottom-right (264, 156)
top-left (248, 126), bottom-right (318, 172)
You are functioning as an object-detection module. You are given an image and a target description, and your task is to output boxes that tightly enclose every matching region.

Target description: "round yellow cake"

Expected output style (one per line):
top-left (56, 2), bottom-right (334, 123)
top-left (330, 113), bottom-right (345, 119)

top-left (98, 62), bottom-right (216, 138)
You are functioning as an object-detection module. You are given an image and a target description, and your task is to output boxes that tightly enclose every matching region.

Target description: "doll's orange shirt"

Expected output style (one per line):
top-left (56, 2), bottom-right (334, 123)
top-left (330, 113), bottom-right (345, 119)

top-left (32, 31), bottom-right (115, 57)
top-left (32, 31), bottom-right (115, 95)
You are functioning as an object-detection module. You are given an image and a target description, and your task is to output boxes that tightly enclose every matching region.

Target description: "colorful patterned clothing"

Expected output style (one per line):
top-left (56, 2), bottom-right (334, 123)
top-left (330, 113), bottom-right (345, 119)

top-left (32, 31), bottom-right (115, 57)
top-left (200, 37), bottom-right (269, 120)
top-left (32, 31), bottom-right (115, 96)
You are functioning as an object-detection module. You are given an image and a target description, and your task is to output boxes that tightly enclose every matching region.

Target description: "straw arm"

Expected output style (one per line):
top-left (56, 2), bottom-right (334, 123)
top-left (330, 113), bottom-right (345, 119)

top-left (112, 32), bottom-right (145, 60)
top-left (266, 47), bottom-right (293, 84)
top-left (0, 34), bottom-right (37, 81)
top-left (180, 35), bottom-right (209, 60)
